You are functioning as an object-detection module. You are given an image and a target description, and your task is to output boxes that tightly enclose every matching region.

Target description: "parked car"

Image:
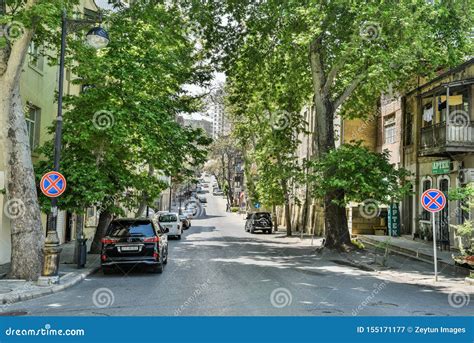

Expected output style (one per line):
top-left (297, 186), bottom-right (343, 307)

top-left (158, 212), bottom-right (183, 239)
top-left (213, 189), bottom-right (224, 196)
top-left (183, 209), bottom-right (194, 219)
top-left (179, 214), bottom-right (191, 230)
top-left (198, 195), bottom-right (207, 203)
top-left (101, 218), bottom-right (168, 274)
top-left (245, 212), bottom-right (273, 234)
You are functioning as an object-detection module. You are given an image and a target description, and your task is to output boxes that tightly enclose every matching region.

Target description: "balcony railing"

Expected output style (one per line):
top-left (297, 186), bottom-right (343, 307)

top-left (420, 121), bottom-right (474, 155)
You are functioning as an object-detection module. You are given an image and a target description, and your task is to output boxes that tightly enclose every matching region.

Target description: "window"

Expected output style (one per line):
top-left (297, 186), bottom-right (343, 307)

top-left (384, 114), bottom-right (396, 144)
top-left (28, 42), bottom-right (44, 71)
top-left (25, 105), bottom-right (41, 150)
top-left (106, 220), bottom-right (155, 237)
top-left (421, 179), bottom-right (432, 221)
top-left (404, 111), bottom-right (413, 146)
top-left (422, 100), bottom-right (433, 127)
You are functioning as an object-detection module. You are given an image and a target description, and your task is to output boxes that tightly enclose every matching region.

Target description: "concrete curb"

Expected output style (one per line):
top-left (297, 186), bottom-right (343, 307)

top-left (0, 265), bottom-right (100, 306)
top-left (358, 236), bottom-right (470, 277)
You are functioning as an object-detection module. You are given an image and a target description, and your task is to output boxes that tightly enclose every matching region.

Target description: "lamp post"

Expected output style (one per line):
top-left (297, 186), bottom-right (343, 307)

top-left (40, 10), bottom-right (109, 284)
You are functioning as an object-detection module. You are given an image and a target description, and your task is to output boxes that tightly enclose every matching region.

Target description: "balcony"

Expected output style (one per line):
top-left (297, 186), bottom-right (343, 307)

top-left (419, 122), bottom-right (474, 156)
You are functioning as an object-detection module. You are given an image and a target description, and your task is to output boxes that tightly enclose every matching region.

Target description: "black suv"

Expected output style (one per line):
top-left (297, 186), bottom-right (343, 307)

top-left (101, 218), bottom-right (169, 274)
top-left (245, 212), bottom-right (273, 234)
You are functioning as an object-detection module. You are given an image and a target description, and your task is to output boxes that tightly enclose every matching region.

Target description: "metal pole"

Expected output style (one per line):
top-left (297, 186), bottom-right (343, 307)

top-left (41, 10), bottom-right (67, 281)
top-left (432, 211), bottom-right (438, 282)
top-left (168, 179), bottom-right (172, 212)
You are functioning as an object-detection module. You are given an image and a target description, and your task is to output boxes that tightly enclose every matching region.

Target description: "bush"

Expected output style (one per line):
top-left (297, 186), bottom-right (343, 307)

top-left (230, 207), bottom-right (240, 212)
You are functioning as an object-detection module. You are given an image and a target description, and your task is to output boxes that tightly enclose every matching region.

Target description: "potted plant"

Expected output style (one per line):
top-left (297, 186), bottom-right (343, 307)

top-left (449, 185), bottom-right (474, 269)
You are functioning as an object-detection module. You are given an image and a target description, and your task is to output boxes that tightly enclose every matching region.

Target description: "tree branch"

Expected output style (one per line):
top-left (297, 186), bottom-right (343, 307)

top-left (333, 73), bottom-right (365, 111)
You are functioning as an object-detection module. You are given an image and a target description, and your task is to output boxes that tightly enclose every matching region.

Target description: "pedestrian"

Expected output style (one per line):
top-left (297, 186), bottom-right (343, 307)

top-left (226, 203), bottom-right (230, 212)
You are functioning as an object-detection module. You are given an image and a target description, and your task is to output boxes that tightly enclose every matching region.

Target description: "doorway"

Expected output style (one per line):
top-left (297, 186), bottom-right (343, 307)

top-left (438, 178), bottom-right (450, 250)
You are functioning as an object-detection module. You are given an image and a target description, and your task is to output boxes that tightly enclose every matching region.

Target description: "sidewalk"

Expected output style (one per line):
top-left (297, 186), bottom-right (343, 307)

top-left (357, 234), bottom-right (471, 277)
top-left (0, 241), bottom-right (100, 311)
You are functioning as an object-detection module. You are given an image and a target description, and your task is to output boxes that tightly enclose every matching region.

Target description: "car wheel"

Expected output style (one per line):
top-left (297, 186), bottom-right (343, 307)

top-left (163, 248), bottom-right (168, 265)
top-left (177, 234), bottom-right (181, 240)
top-left (152, 256), bottom-right (164, 274)
top-left (250, 226), bottom-right (255, 234)
top-left (102, 266), bottom-right (114, 275)
top-left (266, 230), bottom-right (271, 234)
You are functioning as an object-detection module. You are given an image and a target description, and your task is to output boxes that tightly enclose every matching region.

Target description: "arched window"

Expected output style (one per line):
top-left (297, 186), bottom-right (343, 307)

top-left (421, 178), bottom-right (432, 220)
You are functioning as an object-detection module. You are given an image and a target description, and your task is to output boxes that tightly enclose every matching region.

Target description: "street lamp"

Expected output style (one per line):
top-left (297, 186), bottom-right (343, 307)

top-left (40, 10), bottom-right (109, 285)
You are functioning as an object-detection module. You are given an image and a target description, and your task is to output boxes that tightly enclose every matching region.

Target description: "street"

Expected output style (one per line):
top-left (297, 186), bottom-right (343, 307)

top-left (5, 191), bottom-right (473, 317)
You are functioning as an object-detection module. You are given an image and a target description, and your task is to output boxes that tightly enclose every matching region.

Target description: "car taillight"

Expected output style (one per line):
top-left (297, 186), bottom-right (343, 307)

top-left (144, 236), bottom-right (159, 243)
top-left (153, 252), bottom-right (158, 259)
top-left (101, 237), bottom-right (118, 244)
top-left (101, 254), bottom-right (107, 261)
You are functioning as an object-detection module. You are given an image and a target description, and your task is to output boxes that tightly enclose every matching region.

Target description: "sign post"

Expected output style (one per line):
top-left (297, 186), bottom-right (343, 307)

top-left (421, 189), bottom-right (447, 282)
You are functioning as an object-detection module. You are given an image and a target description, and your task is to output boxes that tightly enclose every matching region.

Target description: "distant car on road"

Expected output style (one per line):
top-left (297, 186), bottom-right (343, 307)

top-left (158, 212), bottom-right (183, 239)
top-left (179, 214), bottom-right (191, 230)
top-left (245, 212), bottom-right (273, 234)
top-left (198, 195), bottom-right (207, 203)
top-left (213, 189), bottom-right (224, 196)
top-left (101, 218), bottom-right (169, 274)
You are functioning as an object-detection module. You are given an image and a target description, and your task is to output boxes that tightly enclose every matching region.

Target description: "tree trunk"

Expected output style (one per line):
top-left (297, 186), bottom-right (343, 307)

top-left (0, 23), bottom-right (44, 280)
top-left (89, 210), bottom-right (113, 254)
top-left (226, 154), bottom-right (234, 207)
top-left (309, 40), bottom-right (351, 249)
top-left (323, 190), bottom-right (350, 249)
top-left (3, 83), bottom-right (45, 280)
top-left (272, 204), bottom-right (278, 231)
top-left (280, 179), bottom-right (292, 236)
top-left (135, 164), bottom-right (154, 217)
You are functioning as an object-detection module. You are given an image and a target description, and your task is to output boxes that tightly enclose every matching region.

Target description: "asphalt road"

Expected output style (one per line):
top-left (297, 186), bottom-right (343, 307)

top-left (5, 189), bottom-right (473, 316)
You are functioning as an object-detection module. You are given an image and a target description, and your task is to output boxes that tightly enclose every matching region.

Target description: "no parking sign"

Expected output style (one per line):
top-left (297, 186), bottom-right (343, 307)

top-left (420, 188), bottom-right (446, 282)
top-left (421, 189), bottom-right (446, 213)
top-left (40, 171), bottom-right (67, 198)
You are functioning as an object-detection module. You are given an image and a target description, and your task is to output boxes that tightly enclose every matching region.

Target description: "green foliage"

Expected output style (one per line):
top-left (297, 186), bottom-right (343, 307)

top-left (35, 1), bottom-right (211, 214)
top-left (306, 142), bottom-right (412, 206)
top-left (448, 184), bottom-right (474, 255)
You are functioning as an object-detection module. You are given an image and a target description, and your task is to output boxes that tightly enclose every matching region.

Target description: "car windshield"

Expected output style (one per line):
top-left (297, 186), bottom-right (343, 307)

top-left (159, 214), bottom-right (178, 222)
top-left (254, 213), bottom-right (271, 219)
top-left (106, 221), bottom-right (155, 237)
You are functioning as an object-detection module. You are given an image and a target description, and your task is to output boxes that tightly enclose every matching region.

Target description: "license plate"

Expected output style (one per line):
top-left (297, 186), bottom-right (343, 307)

top-left (120, 246), bottom-right (139, 251)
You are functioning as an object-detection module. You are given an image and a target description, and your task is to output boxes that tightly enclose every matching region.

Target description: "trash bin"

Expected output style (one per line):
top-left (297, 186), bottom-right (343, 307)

top-left (77, 238), bottom-right (88, 268)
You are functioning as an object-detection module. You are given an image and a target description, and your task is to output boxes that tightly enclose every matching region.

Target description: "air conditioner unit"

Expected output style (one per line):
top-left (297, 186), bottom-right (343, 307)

top-left (458, 169), bottom-right (474, 184)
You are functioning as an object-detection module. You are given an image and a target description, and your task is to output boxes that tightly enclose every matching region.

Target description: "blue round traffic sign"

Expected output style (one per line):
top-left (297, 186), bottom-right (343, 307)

top-left (421, 188), bottom-right (446, 213)
top-left (40, 171), bottom-right (67, 198)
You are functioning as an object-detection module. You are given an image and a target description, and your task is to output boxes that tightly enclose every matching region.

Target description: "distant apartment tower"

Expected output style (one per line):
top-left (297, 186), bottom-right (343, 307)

top-left (180, 113), bottom-right (213, 137)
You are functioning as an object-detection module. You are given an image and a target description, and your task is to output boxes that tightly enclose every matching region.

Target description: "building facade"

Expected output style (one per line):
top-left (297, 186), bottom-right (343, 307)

top-left (0, 0), bottom-right (102, 265)
top-left (401, 58), bottom-right (474, 250)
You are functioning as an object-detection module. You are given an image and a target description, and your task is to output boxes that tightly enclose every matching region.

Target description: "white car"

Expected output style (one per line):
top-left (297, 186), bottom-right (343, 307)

top-left (158, 212), bottom-right (182, 239)
top-left (183, 209), bottom-right (194, 219)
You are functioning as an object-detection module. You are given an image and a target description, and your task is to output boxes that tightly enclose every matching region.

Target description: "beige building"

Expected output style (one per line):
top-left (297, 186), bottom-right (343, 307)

top-left (401, 58), bottom-right (474, 250)
top-left (0, 0), bottom-right (104, 265)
